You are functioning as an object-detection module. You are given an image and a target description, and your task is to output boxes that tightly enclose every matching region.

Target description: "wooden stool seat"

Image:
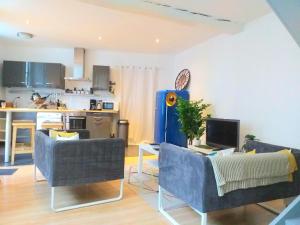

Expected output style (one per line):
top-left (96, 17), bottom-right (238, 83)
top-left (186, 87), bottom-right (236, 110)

top-left (41, 122), bottom-right (64, 130)
top-left (12, 120), bottom-right (36, 125)
top-left (11, 120), bottom-right (36, 165)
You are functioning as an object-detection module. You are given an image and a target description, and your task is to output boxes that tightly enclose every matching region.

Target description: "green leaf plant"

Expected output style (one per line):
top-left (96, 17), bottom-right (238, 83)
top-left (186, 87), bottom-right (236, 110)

top-left (176, 97), bottom-right (210, 145)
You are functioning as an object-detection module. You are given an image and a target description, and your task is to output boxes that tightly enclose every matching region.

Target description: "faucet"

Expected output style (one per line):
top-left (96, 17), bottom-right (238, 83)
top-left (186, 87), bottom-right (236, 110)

top-left (13, 97), bottom-right (22, 108)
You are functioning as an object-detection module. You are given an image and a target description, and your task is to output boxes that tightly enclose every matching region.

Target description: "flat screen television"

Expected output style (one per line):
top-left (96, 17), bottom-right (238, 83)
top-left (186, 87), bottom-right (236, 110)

top-left (206, 118), bottom-right (240, 149)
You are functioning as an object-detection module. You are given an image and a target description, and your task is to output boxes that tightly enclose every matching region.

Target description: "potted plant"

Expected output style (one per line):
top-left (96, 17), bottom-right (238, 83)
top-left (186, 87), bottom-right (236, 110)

top-left (176, 97), bottom-right (210, 146)
top-left (241, 134), bottom-right (259, 152)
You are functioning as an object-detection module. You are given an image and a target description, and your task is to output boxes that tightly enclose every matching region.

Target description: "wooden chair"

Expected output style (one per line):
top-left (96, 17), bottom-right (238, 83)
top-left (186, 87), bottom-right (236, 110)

top-left (41, 122), bottom-right (64, 130)
top-left (11, 120), bottom-right (36, 165)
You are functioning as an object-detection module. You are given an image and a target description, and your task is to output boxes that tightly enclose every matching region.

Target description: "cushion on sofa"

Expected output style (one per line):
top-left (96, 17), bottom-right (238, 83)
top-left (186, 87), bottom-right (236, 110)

top-left (56, 132), bottom-right (79, 141)
top-left (49, 130), bottom-right (79, 140)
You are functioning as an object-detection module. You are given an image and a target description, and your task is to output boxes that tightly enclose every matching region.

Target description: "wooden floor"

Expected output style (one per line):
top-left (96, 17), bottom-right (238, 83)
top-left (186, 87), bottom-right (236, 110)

top-left (0, 165), bottom-right (168, 225)
top-left (0, 154), bottom-right (280, 225)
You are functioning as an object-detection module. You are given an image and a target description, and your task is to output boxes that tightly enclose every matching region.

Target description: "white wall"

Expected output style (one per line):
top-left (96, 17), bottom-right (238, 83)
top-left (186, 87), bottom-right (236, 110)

top-left (174, 13), bottom-right (300, 149)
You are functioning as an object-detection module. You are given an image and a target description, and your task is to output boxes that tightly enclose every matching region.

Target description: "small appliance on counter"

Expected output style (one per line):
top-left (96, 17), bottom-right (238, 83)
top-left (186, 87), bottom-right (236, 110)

top-left (90, 99), bottom-right (115, 111)
top-left (90, 99), bottom-right (103, 110)
top-left (97, 100), bottom-right (102, 110)
top-left (90, 99), bottom-right (97, 110)
top-left (102, 102), bottom-right (114, 110)
top-left (0, 100), bottom-right (6, 108)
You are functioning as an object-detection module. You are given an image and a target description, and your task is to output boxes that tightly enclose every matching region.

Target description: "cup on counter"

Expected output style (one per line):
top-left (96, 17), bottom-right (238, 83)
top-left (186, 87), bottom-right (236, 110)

top-left (0, 101), bottom-right (6, 108)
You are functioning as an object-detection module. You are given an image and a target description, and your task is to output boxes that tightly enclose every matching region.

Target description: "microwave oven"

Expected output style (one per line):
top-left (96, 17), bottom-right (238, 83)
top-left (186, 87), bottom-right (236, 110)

top-left (102, 102), bottom-right (114, 110)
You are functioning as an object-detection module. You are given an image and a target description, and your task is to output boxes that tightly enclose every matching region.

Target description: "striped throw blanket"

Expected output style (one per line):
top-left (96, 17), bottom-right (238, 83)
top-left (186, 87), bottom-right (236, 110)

top-left (209, 153), bottom-right (291, 196)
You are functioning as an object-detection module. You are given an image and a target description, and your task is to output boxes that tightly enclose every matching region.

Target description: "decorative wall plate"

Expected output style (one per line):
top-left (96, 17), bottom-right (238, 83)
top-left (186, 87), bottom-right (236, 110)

top-left (175, 69), bottom-right (190, 90)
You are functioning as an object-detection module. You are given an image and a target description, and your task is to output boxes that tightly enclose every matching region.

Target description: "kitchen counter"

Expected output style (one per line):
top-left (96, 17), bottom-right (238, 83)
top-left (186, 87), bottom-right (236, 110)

top-left (0, 108), bottom-right (118, 114)
top-left (0, 107), bottom-right (119, 163)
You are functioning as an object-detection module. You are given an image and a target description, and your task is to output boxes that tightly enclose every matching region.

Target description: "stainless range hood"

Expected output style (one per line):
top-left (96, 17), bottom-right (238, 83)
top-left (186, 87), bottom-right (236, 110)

top-left (65, 47), bottom-right (91, 81)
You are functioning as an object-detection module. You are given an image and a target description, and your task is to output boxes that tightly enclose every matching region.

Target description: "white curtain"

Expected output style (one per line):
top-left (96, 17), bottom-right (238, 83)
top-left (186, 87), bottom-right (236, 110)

top-left (117, 66), bottom-right (159, 145)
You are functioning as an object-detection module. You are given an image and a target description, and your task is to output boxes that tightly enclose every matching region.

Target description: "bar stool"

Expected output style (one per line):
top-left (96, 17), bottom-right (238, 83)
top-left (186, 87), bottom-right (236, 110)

top-left (41, 122), bottom-right (64, 130)
top-left (11, 120), bottom-right (36, 165)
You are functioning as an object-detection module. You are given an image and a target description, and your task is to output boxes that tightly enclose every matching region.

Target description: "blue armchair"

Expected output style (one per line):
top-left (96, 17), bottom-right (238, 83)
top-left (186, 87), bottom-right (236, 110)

top-left (34, 129), bottom-right (125, 212)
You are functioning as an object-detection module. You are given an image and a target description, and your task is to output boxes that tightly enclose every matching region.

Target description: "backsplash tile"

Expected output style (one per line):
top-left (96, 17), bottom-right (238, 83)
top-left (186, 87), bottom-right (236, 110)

top-left (4, 88), bottom-right (118, 110)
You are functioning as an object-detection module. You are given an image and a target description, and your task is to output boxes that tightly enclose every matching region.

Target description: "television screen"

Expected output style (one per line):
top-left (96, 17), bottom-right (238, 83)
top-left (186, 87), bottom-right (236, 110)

top-left (206, 118), bottom-right (240, 149)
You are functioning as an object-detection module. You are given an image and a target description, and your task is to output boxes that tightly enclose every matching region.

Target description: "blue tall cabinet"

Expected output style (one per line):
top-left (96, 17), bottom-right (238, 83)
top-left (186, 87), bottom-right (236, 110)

top-left (154, 90), bottom-right (189, 147)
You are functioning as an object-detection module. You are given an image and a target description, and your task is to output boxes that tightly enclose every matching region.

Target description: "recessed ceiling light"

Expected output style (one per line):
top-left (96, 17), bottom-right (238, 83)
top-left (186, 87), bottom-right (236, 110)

top-left (155, 38), bottom-right (160, 44)
top-left (17, 32), bottom-right (34, 39)
top-left (98, 36), bottom-right (102, 40)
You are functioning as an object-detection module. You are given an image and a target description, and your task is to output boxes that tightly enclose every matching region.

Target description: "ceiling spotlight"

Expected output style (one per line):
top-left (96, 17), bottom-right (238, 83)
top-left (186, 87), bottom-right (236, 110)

top-left (98, 36), bottom-right (102, 40)
top-left (17, 32), bottom-right (34, 39)
top-left (155, 38), bottom-right (160, 44)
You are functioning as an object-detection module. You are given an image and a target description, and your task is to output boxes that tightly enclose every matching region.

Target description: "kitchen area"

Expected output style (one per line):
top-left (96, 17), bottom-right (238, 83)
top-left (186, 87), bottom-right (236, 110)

top-left (0, 48), bottom-right (125, 164)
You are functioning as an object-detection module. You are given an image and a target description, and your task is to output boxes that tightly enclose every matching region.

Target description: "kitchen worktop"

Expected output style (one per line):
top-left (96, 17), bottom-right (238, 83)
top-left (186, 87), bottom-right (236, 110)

top-left (0, 108), bottom-right (119, 114)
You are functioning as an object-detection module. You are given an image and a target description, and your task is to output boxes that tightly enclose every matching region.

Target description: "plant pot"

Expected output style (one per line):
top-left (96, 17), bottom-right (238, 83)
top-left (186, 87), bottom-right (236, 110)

top-left (192, 138), bottom-right (201, 146)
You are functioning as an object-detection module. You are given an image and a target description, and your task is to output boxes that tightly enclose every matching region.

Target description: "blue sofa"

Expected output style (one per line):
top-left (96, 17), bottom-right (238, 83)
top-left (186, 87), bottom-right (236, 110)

top-left (158, 141), bottom-right (300, 225)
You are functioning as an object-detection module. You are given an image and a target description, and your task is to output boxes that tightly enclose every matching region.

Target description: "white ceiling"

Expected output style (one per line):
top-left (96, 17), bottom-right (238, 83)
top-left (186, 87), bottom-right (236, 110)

top-left (0, 0), bottom-right (271, 53)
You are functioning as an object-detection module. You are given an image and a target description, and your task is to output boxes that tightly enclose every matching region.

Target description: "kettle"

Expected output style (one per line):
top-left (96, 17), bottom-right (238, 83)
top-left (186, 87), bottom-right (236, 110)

top-left (96, 101), bottom-right (103, 110)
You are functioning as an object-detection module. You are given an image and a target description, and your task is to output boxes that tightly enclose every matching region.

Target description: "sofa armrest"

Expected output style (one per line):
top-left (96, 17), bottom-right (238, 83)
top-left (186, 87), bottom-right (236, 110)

top-left (50, 138), bottom-right (125, 187)
top-left (35, 130), bottom-right (56, 181)
top-left (159, 143), bottom-right (214, 213)
top-left (244, 140), bottom-right (300, 153)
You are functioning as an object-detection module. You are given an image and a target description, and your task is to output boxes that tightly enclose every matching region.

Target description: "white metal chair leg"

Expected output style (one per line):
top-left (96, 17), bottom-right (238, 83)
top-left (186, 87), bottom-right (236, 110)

top-left (51, 179), bottom-right (124, 212)
top-left (158, 186), bottom-right (207, 225)
top-left (193, 207), bottom-right (207, 225)
top-left (34, 165), bottom-right (46, 182)
top-left (34, 164), bottom-right (37, 181)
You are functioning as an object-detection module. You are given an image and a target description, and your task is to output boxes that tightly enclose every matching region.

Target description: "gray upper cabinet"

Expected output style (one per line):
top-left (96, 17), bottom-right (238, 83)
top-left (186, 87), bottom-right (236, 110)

top-left (28, 62), bottom-right (44, 88)
top-left (2, 60), bottom-right (65, 89)
top-left (2, 61), bottom-right (28, 87)
top-left (92, 65), bottom-right (109, 91)
top-left (43, 63), bottom-right (65, 89)
top-left (29, 62), bottom-right (65, 89)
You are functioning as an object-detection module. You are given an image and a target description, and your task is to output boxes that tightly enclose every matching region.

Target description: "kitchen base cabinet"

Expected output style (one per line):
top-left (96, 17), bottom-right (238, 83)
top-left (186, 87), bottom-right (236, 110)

top-left (86, 113), bottom-right (112, 138)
